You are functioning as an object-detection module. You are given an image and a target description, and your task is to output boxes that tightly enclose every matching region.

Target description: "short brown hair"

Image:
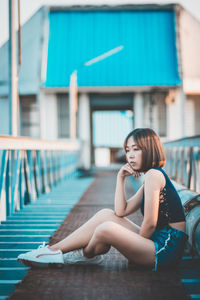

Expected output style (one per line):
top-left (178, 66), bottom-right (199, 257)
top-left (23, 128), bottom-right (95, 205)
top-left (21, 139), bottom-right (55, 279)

top-left (124, 128), bottom-right (166, 172)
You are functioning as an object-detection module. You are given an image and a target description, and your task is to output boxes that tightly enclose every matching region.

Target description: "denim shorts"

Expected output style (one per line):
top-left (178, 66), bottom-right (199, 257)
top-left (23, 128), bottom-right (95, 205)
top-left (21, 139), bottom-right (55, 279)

top-left (150, 225), bottom-right (188, 271)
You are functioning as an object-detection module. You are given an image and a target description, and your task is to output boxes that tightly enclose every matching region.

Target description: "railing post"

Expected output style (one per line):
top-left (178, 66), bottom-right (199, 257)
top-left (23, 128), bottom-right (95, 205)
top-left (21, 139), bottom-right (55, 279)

top-left (0, 151), bottom-right (9, 221)
top-left (0, 136), bottom-right (80, 221)
top-left (35, 150), bottom-right (42, 196)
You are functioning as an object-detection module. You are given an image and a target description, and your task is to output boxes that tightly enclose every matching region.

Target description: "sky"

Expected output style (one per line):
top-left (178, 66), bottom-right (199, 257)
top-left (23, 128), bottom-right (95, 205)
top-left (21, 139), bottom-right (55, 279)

top-left (0, 0), bottom-right (200, 46)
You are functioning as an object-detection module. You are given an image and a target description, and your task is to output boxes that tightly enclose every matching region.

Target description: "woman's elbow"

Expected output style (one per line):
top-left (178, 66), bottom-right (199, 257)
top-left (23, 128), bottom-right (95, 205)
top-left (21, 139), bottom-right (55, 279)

top-left (114, 210), bottom-right (125, 218)
top-left (143, 220), bottom-right (156, 230)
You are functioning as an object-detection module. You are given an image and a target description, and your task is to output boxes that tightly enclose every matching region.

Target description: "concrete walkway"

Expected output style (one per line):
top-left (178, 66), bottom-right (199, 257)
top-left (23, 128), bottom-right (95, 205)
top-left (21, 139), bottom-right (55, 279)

top-left (6, 170), bottom-right (195, 300)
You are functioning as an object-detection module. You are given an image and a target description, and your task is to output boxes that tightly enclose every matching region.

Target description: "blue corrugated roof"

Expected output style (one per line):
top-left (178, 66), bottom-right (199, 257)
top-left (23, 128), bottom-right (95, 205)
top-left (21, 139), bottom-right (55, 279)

top-left (45, 9), bottom-right (181, 87)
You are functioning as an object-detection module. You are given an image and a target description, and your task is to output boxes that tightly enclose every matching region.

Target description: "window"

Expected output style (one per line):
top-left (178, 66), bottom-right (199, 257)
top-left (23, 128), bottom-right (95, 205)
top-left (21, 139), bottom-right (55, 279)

top-left (20, 96), bottom-right (40, 138)
top-left (57, 94), bottom-right (70, 138)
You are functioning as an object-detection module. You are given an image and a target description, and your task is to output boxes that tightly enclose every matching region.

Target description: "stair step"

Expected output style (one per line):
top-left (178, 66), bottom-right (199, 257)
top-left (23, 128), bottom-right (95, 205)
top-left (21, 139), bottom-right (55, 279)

top-left (0, 259), bottom-right (29, 268)
top-left (0, 236), bottom-right (50, 242)
top-left (0, 269), bottom-right (28, 280)
top-left (1, 220), bottom-right (62, 224)
top-left (0, 243), bottom-right (44, 249)
top-left (0, 230), bottom-right (55, 235)
top-left (0, 225), bottom-right (59, 229)
top-left (0, 282), bottom-right (20, 297)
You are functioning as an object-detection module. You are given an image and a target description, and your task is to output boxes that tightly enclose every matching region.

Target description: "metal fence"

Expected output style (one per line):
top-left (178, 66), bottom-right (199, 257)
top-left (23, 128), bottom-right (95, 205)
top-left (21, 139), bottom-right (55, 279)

top-left (0, 136), bottom-right (80, 222)
top-left (164, 135), bottom-right (200, 193)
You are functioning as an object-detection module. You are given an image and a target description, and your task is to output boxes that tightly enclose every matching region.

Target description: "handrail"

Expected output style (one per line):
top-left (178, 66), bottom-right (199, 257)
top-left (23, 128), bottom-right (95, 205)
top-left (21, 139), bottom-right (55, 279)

top-left (164, 135), bottom-right (200, 148)
top-left (163, 135), bottom-right (200, 193)
top-left (0, 136), bottom-right (80, 222)
top-left (0, 135), bottom-right (80, 150)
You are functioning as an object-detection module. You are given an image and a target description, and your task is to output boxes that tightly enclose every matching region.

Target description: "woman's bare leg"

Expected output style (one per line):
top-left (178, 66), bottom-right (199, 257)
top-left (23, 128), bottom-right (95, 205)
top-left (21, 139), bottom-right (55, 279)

top-left (51, 209), bottom-right (140, 253)
top-left (83, 221), bottom-right (155, 267)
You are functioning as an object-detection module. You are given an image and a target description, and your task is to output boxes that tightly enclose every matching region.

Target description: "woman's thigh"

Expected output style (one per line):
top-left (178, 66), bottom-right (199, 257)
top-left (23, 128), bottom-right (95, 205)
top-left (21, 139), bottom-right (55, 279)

top-left (113, 215), bottom-right (141, 234)
top-left (96, 221), bottom-right (155, 267)
top-left (96, 208), bottom-right (141, 234)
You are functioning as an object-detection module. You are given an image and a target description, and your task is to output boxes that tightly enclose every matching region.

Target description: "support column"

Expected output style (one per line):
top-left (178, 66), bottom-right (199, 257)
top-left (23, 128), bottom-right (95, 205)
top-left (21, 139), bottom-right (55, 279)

top-left (78, 93), bottom-right (91, 170)
top-left (166, 87), bottom-right (185, 139)
top-left (133, 93), bottom-right (144, 129)
top-left (9, 0), bottom-right (18, 136)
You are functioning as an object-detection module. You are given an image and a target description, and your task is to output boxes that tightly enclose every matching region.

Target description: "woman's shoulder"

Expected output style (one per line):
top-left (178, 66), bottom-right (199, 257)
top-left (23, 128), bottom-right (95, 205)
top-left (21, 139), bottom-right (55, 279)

top-left (145, 167), bottom-right (163, 177)
top-left (144, 168), bottom-right (166, 188)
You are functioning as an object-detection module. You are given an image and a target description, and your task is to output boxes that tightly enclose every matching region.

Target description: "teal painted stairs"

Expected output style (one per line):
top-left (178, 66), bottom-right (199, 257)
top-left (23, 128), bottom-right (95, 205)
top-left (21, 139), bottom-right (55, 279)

top-left (0, 176), bottom-right (93, 300)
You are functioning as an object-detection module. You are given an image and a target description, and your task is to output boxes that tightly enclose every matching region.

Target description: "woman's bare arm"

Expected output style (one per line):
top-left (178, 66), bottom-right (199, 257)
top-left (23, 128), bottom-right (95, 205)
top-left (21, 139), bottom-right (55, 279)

top-left (139, 169), bottom-right (165, 238)
top-left (114, 164), bottom-right (143, 217)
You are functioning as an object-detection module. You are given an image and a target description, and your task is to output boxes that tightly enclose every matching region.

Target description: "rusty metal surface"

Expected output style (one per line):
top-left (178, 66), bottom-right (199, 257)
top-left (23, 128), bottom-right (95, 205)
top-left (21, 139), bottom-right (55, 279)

top-left (9, 171), bottom-right (189, 300)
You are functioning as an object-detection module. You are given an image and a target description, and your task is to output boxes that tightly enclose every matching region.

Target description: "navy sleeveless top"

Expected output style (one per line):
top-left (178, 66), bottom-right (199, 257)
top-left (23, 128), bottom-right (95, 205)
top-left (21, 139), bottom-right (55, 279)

top-left (141, 167), bottom-right (186, 230)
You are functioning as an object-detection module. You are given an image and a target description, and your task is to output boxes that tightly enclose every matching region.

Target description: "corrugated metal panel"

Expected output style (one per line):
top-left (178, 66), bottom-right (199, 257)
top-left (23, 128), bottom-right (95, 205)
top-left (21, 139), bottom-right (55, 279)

top-left (45, 9), bottom-right (181, 87)
top-left (0, 97), bottom-right (9, 134)
top-left (93, 110), bottom-right (133, 147)
top-left (18, 8), bottom-right (44, 94)
top-left (0, 7), bottom-right (44, 96)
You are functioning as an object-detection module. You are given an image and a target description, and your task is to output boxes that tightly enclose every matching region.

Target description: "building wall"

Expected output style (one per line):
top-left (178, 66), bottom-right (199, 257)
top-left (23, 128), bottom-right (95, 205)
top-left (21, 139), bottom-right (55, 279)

top-left (185, 95), bottom-right (200, 135)
top-left (179, 8), bottom-right (200, 79)
top-left (166, 87), bottom-right (185, 139)
top-left (194, 96), bottom-right (200, 134)
top-left (179, 8), bottom-right (200, 94)
top-left (20, 95), bottom-right (40, 138)
top-left (185, 95), bottom-right (200, 136)
top-left (142, 92), bottom-right (167, 137)
top-left (40, 91), bottom-right (58, 140)
top-left (185, 97), bottom-right (195, 136)
top-left (0, 97), bottom-right (9, 134)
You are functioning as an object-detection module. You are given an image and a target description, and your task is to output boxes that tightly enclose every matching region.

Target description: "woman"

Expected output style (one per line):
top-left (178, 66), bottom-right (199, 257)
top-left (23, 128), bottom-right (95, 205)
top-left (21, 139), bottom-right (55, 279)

top-left (18, 128), bottom-right (188, 271)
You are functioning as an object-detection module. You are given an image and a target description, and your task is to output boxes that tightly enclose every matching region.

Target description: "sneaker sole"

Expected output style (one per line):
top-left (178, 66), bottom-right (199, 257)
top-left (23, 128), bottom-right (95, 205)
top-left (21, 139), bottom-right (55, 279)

top-left (64, 258), bottom-right (103, 265)
top-left (18, 258), bottom-right (64, 268)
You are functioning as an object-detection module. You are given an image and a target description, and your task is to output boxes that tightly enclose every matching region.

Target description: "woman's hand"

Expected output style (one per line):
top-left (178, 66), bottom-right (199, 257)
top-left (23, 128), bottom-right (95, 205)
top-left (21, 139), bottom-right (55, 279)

top-left (118, 163), bottom-right (141, 179)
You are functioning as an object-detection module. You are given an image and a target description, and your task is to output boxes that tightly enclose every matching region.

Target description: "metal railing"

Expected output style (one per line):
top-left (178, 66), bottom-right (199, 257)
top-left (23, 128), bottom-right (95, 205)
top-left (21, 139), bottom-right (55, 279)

top-left (164, 135), bottom-right (200, 193)
top-left (0, 136), bottom-right (80, 222)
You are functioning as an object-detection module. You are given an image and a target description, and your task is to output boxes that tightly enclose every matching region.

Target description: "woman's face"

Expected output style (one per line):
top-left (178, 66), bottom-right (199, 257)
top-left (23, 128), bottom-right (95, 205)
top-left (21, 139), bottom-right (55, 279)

top-left (125, 136), bottom-right (143, 171)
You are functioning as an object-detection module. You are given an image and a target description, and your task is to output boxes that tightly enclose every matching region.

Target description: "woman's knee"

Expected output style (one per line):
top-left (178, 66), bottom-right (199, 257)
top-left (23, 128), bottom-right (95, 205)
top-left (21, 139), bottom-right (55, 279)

top-left (95, 208), bottom-right (115, 219)
top-left (94, 221), bottom-right (116, 241)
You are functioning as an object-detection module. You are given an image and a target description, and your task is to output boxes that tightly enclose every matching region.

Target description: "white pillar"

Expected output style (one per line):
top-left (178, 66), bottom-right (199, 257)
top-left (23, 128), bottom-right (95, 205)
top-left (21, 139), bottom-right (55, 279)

top-left (133, 93), bottom-right (144, 128)
top-left (185, 97), bottom-right (195, 136)
top-left (78, 93), bottom-right (91, 169)
top-left (166, 87), bottom-right (185, 139)
top-left (9, 0), bottom-right (18, 136)
top-left (39, 91), bottom-right (58, 140)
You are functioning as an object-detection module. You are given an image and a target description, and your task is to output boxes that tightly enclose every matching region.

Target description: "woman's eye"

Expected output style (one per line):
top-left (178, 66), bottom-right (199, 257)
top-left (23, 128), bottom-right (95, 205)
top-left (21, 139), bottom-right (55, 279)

top-left (133, 148), bottom-right (139, 151)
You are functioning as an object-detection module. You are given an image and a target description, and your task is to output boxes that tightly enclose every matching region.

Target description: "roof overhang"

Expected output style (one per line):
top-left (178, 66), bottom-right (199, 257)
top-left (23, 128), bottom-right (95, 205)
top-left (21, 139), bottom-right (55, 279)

top-left (41, 85), bottom-right (176, 94)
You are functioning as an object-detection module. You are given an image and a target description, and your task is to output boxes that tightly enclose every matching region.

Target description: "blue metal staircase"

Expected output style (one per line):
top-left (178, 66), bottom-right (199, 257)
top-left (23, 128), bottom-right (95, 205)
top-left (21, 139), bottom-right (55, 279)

top-left (0, 176), bottom-right (93, 299)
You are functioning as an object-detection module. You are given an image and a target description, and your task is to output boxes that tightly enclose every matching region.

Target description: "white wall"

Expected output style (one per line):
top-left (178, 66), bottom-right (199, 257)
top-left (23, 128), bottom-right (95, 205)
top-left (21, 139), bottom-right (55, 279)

top-left (166, 87), bottom-right (185, 139)
top-left (179, 8), bottom-right (200, 94)
top-left (0, 96), bottom-right (9, 134)
top-left (185, 95), bottom-right (200, 135)
top-left (185, 97), bottom-right (195, 136)
top-left (40, 91), bottom-right (58, 140)
top-left (78, 93), bottom-right (91, 169)
top-left (133, 93), bottom-right (144, 128)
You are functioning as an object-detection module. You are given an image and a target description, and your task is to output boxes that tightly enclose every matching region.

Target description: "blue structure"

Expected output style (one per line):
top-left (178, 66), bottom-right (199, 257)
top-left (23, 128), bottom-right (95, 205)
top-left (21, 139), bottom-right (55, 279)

top-left (45, 9), bottom-right (180, 87)
top-left (0, 4), bottom-right (188, 146)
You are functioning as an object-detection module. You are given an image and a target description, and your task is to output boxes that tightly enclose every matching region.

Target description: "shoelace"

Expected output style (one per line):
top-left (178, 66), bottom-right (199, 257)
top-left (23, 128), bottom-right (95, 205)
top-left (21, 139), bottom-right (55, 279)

top-left (38, 242), bottom-right (46, 249)
top-left (68, 249), bottom-right (83, 258)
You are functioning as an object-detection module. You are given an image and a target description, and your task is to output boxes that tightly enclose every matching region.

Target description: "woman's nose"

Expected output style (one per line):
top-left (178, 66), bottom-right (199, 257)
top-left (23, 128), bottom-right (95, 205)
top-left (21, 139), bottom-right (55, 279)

top-left (129, 151), bottom-right (134, 158)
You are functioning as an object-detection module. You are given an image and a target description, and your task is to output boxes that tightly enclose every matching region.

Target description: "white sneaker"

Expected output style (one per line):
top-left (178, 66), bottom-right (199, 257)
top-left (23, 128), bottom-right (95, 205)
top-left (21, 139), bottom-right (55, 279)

top-left (17, 242), bottom-right (64, 268)
top-left (63, 249), bottom-right (103, 265)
